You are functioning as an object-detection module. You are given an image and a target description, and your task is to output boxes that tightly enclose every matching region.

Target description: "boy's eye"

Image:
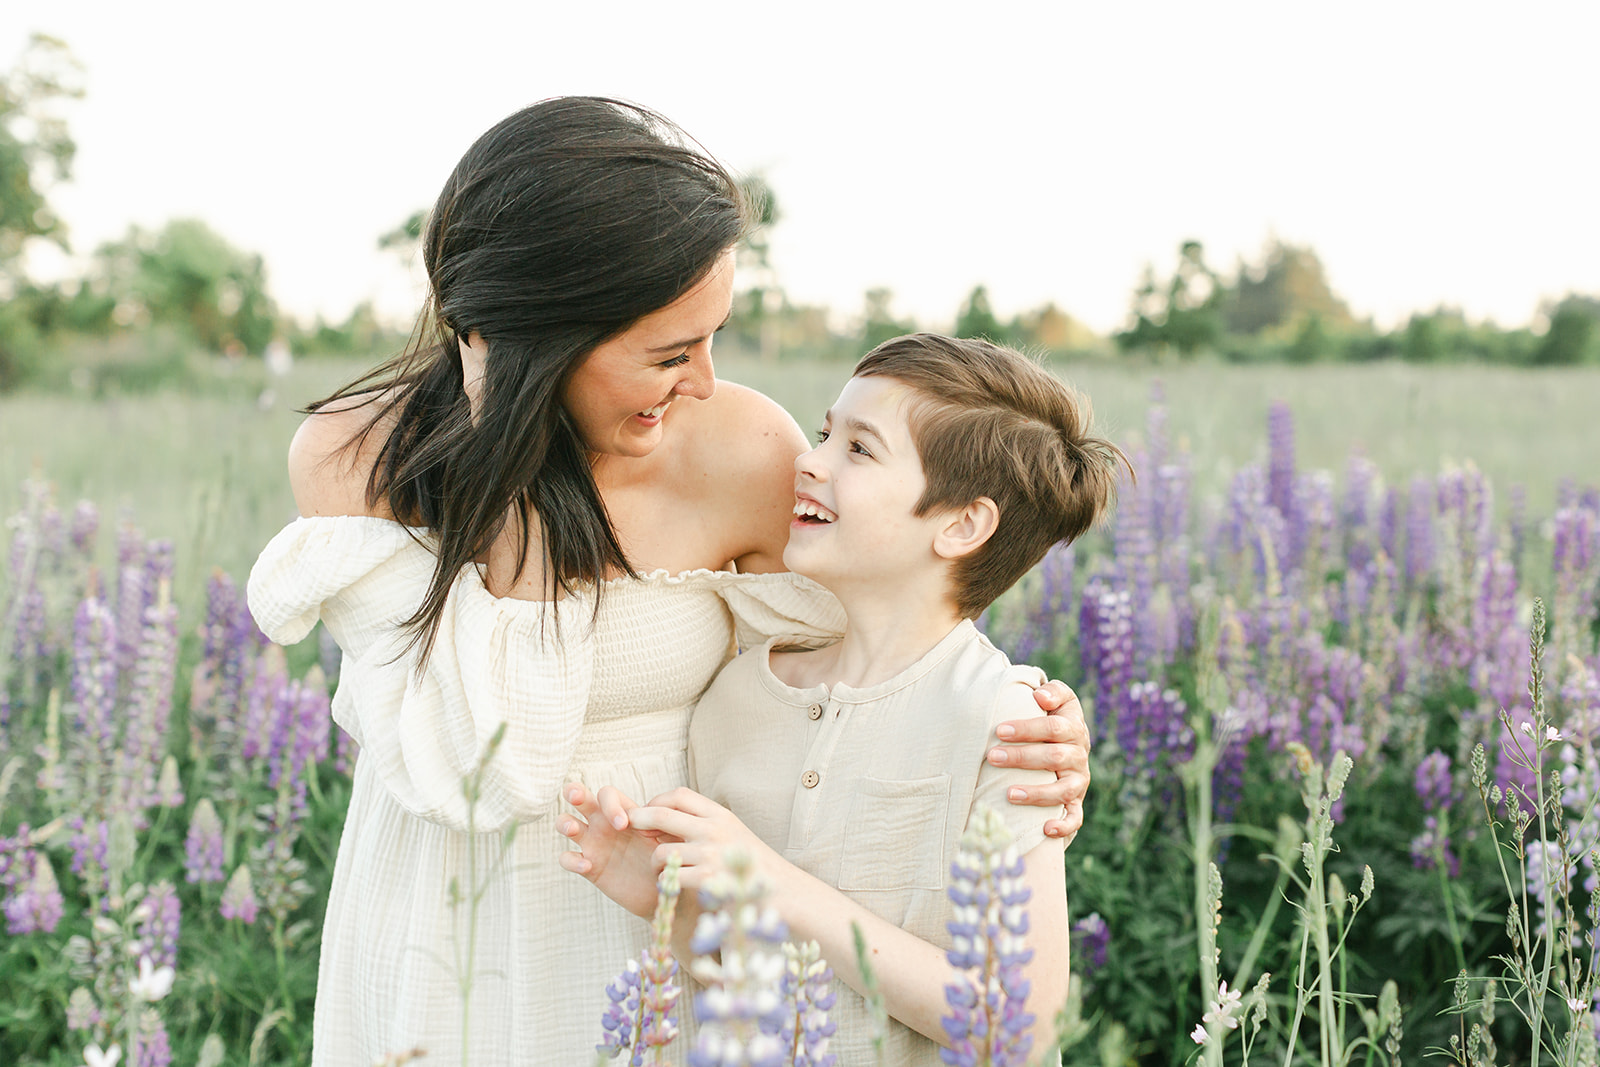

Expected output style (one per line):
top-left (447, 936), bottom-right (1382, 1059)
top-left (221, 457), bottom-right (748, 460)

top-left (659, 353), bottom-right (691, 368)
top-left (850, 440), bottom-right (873, 457)
top-left (814, 429), bottom-right (829, 443)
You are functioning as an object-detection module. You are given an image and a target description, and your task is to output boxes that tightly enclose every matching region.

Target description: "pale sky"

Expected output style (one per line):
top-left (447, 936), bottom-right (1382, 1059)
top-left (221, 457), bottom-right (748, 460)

top-left (6, 1), bottom-right (1598, 336)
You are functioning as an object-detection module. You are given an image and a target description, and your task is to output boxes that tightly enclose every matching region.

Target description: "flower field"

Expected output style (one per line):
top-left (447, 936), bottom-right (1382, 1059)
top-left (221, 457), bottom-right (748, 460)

top-left (1, 357), bottom-right (1598, 1066)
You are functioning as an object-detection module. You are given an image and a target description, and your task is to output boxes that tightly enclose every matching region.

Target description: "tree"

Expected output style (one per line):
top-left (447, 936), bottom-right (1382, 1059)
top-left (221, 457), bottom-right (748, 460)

top-left (0, 34), bottom-right (82, 275)
top-left (377, 209), bottom-right (426, 260)
top-left (1223, 240), bottom-right (1356, 337)
top-left (859, 288), bottom-right (915, 352)
top-left (85, 219), bottom-right (278, 354)
top-left (1533, 295), bottom-right (1599, 366)
top-left (1115, 240), bottom-right (1224, 357)
top-left (954, 285), bottom-right (1006, 342)
top-left (734, 173), bottom-right (784, 362)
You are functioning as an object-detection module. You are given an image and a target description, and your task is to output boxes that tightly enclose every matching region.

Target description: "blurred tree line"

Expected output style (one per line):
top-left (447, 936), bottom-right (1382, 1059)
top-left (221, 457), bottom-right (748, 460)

top-left (2, 35), bottom-right (1597, 393)
top-left (1112, 238), bottom-right (1600, 366)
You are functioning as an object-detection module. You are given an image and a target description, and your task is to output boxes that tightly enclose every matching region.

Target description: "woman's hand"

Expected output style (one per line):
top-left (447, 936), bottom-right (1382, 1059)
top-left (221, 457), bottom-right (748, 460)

top-left (628, 788), bottom-right (793, 899)
top-left (990, 680), bottom-right (1092, 843)
top-left (557, 783), bottom-right (666, 918)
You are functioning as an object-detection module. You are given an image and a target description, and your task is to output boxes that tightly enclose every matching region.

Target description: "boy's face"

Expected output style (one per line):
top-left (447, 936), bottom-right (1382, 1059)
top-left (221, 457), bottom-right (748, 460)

top-left (784, 375), bottom-right (949, 594)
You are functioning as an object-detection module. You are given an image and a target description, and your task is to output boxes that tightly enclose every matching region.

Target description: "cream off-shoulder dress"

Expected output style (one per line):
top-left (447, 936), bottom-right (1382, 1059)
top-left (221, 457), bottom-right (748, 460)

top-left (247, 516), bottom-right (845, 1067)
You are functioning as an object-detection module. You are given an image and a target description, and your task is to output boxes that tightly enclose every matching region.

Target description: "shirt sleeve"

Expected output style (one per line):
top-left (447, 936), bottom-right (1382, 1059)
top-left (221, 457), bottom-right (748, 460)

top-left (968, 665), bottom-right (1056, 858)
top-left (248, 516), bottom-right (594, 832)
top-left (712, 571), bottom-right (846, 652)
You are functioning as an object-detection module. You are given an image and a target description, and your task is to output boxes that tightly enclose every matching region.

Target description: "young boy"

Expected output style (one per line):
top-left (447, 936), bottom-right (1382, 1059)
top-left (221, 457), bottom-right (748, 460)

top-left (559, 333), bottom-right (1124, 1064)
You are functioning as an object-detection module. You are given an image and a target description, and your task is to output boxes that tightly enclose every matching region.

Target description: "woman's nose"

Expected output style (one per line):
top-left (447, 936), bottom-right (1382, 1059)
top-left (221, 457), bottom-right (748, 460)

top-left (672, 345), bottom-right (716, 401)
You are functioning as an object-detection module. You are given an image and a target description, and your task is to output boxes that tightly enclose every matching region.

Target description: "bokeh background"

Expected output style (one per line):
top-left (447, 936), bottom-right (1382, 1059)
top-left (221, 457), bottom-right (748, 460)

top-left (3, 3), bottom-right (1599, 1066)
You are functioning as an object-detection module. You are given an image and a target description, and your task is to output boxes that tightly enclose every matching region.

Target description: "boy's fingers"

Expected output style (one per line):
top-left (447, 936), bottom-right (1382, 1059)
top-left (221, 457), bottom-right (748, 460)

top-left (644, 787), bottom-right (722, 817)
top-left (630, 805), bottom-right (704, 840)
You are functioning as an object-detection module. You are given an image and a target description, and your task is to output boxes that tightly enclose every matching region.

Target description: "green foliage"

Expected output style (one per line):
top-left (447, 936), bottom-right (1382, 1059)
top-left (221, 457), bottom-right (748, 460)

top-left (81, 219), bottom-right (279, 356)
top-left (954, 285), bottom-right (1007, 343)
top-left (1116, 241), bottom-right (1227, 357)
top-left (0, 34), bottom-right (82, 270)
top-left (1533, 296), bottom-right (1600, 366)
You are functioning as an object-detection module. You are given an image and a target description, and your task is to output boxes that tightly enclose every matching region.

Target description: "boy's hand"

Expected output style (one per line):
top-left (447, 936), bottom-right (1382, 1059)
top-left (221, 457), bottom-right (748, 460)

top-left (557, 783), bottom-right (668, 918)
top-left (629, 788), bottom-right (791, 898)
top-left (990, 680), bottom-right (1091, 844)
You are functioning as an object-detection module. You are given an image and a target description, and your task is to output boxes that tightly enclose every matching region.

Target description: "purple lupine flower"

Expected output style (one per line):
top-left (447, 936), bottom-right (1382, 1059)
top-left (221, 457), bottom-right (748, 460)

top-left (1112, 466), bottom-right (1158, 669)
top-left (135, 882), bottom-right (181, 970)
top-left (1403, 476), bottom-right (1435, 593)
top-left (1117, 681), bottom-right (1194, 807)
top-left (1409, 815), bottom-right (1459, 877)
top-left (184, 799), bottom-right (226, 884)
top-left (1290, 470), bottom-right (1336, 572)
top-left (1266, 401), bottom-right (1295, 520)
top-left (1377, 487), bottom-right (1399, 565)
top-left (70, 500), bottom-right (99, 559)
top-left (2, 843), bottom-right (64, 935)
top-left (132, 1011), bottom-right (173, 1067)
top-left (599, 961), bottom-right (646, 1065)
top-left (688, 851), bottom-right (790, 1067)
top-left (775, 941), bottom-right (837, 1067)
top-left (219, 865), bottom-right (258, 924)
top-left (1342, 453), bottom-right (1378, 575)
top-left (1079, 580), bottom-right (1134, 750)
top-left (318, 624), bottom-right (344, 687)
top-left (1415, 751), bottom-right (1453, 812)
top-left (941, 807), bottom-right (1035, 1067)
top-left (71, 596), bottom-right (119, 809)
top-left (114, 526), bottom-right (148, 689)
top-left (122, 591), bottom-right (180, 811)
top-left (69, 818), bottom-right (111, 902)
top-left (65, 987), bottom-right (101, 1031)
top-left (1070, 913), bottom-right (1110, 979)
top-left (599, 858), bottom-right (686, 1064)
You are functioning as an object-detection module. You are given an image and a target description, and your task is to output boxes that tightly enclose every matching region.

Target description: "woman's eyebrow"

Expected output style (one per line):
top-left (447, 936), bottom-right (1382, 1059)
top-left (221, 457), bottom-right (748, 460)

top-left (645, 312), bottom-right (732, 354)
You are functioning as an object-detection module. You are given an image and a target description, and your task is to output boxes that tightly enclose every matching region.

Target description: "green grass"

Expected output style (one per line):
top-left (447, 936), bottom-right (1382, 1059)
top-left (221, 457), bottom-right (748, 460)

top-left (3, 349), bottom-right (1595, 625)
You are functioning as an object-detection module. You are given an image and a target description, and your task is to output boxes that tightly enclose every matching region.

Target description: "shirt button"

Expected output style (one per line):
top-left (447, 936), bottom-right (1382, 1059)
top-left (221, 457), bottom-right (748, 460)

top-left (801, 770), bottom-right (820, 789)
top-left (807, 703), bottom-right (824, 720)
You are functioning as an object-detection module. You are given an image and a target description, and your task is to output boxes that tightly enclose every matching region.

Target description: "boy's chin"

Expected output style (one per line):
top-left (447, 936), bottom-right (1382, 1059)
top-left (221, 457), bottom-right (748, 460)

top-left (780, 541), bottom-right (835, 586)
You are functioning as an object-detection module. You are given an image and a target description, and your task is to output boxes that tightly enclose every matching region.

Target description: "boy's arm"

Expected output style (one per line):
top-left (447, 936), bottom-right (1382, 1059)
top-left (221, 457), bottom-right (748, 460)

top-left (630, 789), bottom-right (1071, 1053)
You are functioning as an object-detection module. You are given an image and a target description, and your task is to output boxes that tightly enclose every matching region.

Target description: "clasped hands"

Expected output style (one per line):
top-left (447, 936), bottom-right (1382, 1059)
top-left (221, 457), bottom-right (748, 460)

top-left (558, 783), bottom-right (784, 919)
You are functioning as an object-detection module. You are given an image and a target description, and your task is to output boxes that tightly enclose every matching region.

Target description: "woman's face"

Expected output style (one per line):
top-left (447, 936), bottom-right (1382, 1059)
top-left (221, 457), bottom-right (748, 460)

top-left (563, 251), bottom-right (735, 459)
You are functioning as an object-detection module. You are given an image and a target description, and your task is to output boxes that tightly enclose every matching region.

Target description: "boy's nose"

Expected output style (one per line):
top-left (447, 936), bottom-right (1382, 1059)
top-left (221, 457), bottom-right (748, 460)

top-left (793, 447), bottom-right (826, 480)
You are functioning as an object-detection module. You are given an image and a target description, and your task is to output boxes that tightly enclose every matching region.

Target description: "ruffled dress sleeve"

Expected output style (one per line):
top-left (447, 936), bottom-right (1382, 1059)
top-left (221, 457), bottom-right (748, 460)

top-left (247, 516), bottom-right (593, 832)
top-left (710, 570), bottom-right (846, 651)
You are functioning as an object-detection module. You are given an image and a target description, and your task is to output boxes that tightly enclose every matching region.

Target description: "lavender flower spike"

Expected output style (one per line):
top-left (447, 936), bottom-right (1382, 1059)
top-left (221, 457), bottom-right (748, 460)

top-left (778, 940), bottom-right (838, 1067)
top-left (219, 865), bottom-right (259, 925)
top-left (184, 799), bottom-right (226, 885)
top-left (941, 806), bottom-right (1035, 1067)
top-left (598, 856), bottom-right (686, 1065)
top-left (688, 849), bottom-right (790, 1067)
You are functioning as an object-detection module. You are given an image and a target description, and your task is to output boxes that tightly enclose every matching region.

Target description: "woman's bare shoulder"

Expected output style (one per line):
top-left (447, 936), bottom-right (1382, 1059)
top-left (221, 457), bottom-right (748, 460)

top-left (692, 380), bottom-right (808, 476)
top-left (287, 391), bottom-right (399, 519)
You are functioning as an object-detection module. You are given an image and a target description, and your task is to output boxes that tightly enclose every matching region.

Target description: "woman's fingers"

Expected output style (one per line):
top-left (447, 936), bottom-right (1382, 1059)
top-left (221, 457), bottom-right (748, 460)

top-left (556, 849), bottom-right (592, 875)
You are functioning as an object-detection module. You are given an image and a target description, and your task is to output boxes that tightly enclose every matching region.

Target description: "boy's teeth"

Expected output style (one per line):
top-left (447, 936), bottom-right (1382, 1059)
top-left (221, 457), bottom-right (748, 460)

top-left (640, 402), bottom-right (669, 418)
top-left (791, 501), bottom-right (837, 522)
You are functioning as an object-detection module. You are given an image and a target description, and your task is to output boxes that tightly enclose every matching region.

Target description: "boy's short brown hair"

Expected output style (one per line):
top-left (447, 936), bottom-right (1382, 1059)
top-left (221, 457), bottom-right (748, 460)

top-left (854, 333), bottom-right (1128, 618)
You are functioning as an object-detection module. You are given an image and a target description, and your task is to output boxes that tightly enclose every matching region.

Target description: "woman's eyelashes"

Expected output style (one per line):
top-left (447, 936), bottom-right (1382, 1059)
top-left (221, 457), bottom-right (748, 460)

top-left (659, 353), bottom-right (691, 368)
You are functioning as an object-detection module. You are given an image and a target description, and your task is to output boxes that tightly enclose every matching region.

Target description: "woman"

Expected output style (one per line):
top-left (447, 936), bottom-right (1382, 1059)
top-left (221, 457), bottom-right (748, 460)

top-left (247, 97), bottom-right (1090, 1066)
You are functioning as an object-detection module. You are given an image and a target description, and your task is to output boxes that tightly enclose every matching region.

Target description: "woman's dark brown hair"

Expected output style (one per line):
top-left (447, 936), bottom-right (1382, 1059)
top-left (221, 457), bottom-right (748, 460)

top-left (310, 97), bottom-right (746, 661)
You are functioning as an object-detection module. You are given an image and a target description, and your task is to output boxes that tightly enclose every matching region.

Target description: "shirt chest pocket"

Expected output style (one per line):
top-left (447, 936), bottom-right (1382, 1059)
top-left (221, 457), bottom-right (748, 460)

top-left (837, 774), bottom-right (951, 892)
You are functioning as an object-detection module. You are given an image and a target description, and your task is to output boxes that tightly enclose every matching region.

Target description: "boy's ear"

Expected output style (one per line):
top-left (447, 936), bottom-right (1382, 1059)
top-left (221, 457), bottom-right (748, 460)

top-left (933, 497), bottom-right (1000, 561)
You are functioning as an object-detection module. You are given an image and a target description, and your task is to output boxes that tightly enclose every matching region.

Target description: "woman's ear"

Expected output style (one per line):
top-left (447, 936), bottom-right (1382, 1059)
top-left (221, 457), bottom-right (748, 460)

top-left (933, 497), bottom-right (1000, 561)
top-left (459, 331), bottom-right (488, 421)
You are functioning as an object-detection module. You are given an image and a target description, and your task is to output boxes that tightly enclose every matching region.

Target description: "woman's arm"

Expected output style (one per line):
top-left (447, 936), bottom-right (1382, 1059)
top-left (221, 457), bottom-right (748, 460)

top-left (625, 789), bottom-right (1069, 1055)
